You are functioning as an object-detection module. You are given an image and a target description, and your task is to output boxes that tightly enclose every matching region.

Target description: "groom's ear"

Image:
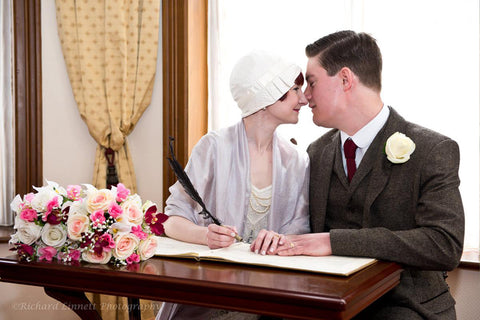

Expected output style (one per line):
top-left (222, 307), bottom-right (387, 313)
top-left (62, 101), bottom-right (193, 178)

top-left (339, 67), bottom-right (354, 91)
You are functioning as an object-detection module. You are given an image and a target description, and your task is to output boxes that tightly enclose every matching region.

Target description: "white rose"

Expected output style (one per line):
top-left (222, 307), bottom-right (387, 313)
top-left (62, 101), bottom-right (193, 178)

top-left (66, 214), bottom-right (90, 240)
top-left (30, 188), bottom-right (58, 212)
top-left (13, 219), bottom-right (42, 245)
top-left (119, 195), bottom-right (143, 225)
top-left (113, 233), bottom-right (140, 260)
top-left (385, 132), bottom-right (416, 164)
top-left (138, 236), bottom-right (158, 260)
top-left (66, 200), bottom-right (89, 216)
top-left (85, 189), bottom-right (115, 213)
top-left (82, 250), bottom-right (112, 264)
top-left (41, 224), bottom-right (67, 247)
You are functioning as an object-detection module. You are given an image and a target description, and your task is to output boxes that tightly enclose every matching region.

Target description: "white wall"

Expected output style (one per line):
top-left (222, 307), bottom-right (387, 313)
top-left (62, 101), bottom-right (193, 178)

top-left (210, 0), bottom-right (479, 249)
top-left (41, 0), bottom-right (163, 206)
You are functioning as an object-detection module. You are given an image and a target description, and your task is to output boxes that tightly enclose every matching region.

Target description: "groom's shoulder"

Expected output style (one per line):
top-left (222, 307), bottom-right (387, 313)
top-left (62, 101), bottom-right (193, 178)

top-left (307, 129), bottom-right (338, 156)
top-left (403, 119), bottom-right (455, 148)
top-left (390, 110), bottom-right (460, 160)
top-left (389, 107), bottom-right (452, 142)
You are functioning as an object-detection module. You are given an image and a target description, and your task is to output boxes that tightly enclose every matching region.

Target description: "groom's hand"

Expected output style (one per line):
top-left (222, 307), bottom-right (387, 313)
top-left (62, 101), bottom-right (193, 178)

top-left (276, 233), bottom-right (332, 256)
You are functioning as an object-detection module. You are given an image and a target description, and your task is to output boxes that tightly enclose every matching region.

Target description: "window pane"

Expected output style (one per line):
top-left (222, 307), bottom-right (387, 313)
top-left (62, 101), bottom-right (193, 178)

top-left (209, 0), bottom-right (479, 249)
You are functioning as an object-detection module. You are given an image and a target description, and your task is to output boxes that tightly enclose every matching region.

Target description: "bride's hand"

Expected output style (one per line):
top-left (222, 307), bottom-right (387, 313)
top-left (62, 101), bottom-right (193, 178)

top-left (250, 229), bottom-right (286, 255)
top-left (205, 224), bottom-right (237, 249)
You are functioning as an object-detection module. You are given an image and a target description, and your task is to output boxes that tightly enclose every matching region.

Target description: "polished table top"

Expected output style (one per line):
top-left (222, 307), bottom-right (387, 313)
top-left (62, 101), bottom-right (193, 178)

top-left (0, 254), bottom-right (402, 320)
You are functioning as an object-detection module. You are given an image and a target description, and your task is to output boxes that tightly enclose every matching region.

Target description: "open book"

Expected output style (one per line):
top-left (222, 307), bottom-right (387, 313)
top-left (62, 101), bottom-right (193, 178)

top-left (155, 237), bottom-right (376, 276)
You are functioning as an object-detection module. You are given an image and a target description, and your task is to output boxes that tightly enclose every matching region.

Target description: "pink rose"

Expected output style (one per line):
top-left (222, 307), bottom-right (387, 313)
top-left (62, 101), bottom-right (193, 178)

top-left (108, 202), bottom-right (123, 219)
top-left (82, 250), bottom-right (112, 264)
top-left (116, 183), bottom-right (130, 202)
top-left (24, 193), bottom-right (35, 203)
top-left (20, 209), bottom-right (38, 222)
top-left (90, 210), bottom-right (106, 227)
top-left (86, 189), bottom-right (115, 213)
top-left (126, 253), bottom-right (140, 265)
top-left (131, 225), bottom-right (147, 240)
top-left (66, 214), bottom-right (90, 240)
top-left (59, 249), bottom-right (81, 262)
top-left (68, 249), bottom-right (81, 262)
top-left (66, 185), bottom-right (82, 200)
top-left (119, 197), bottom-right (143, 225)
top-left (43, 196), bottom-right (60, 222)
top-left (97, 233), bottom-right (115, 252)
top-left (38, 246), bottom-right (57, 262)
top-left (138, 236), bottom-right (158, 261)
top-left (113, 233), bottom-right (139, 260)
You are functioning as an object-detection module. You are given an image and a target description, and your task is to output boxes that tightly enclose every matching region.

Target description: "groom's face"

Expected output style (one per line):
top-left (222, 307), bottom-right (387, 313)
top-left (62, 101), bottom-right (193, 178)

top-left (304, 57), bottom-right (343, 128)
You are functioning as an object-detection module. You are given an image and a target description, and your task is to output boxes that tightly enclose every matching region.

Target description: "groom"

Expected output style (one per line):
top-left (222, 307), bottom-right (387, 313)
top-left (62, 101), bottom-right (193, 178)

top-left (277, 30), bottom-right (464, 319)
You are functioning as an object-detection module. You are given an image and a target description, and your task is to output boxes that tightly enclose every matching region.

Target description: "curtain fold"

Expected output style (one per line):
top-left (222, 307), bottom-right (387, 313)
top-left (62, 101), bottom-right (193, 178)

top-left (55, 0), bottom-right (159, 193)
top-left (0, 0), bottom-right (14, 226)
top-left (55, 1), bottom-right (160, 319)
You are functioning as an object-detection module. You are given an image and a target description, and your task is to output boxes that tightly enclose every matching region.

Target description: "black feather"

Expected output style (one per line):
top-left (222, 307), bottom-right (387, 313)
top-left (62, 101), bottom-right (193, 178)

top-left (167, 137), bottom-right (222, 226)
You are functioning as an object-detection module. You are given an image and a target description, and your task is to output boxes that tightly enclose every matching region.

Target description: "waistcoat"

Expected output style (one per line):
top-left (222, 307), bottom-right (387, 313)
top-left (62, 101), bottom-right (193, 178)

top-left (325, 145), bottom-right (372, 231)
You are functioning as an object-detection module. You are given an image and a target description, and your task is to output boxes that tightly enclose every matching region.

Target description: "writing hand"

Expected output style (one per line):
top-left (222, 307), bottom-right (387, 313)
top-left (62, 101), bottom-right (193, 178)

top-left (206, 224), bottom-right (237, 249)
top-left (276, 233), bottom-right (332, 256)
top-left (250, 229), bottom-right (287, 255)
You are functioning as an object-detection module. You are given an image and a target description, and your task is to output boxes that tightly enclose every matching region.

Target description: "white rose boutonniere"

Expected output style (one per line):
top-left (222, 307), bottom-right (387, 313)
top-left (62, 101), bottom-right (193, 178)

top-left (385, 132), bottom-right (415, 164)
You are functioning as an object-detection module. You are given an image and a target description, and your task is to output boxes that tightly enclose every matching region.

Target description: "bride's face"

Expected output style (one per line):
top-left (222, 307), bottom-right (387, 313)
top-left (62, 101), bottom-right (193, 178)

top-left (266, 85), bottom-right (308, 125)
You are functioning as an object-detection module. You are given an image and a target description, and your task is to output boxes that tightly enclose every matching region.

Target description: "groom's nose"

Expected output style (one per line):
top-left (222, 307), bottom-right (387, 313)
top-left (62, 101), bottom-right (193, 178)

top-left (304, 86), bottom-right (312, 101)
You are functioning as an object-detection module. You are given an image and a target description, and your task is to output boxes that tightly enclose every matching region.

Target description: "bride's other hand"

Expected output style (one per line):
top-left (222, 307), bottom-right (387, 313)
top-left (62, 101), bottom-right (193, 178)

top-left (250, 229), bottom-right (286, 255)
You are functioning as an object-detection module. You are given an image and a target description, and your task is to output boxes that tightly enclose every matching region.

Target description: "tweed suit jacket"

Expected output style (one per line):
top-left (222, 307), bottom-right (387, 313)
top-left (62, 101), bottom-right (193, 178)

top-left (307, 107), bottom-right (464, 319)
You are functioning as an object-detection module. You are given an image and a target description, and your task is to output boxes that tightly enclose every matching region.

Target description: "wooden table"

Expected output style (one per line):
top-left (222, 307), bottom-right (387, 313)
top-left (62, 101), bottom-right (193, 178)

top-left (0, 255), bottom-right (402, 320)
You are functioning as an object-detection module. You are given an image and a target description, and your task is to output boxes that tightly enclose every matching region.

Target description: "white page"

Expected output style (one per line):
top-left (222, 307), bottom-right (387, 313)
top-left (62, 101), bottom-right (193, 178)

top-left (155, 237), bottom-right (376, 276)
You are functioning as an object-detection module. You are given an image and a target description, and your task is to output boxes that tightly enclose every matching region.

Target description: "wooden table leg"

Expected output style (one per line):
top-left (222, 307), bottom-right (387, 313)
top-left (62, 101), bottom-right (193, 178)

top-left (44, 287), bottom-right (102, 320)
top-left (127, 297), bottom-right (141, 320)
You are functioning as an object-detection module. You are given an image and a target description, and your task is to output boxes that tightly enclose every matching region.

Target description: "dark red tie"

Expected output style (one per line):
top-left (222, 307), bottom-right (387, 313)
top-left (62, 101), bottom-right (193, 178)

top-left (344, 138), bottom-right (358, 182)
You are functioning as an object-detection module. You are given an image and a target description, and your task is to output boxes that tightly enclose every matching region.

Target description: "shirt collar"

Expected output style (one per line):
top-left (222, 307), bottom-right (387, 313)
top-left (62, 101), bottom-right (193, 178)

top-left (341, 104), bottom-right (390, 149)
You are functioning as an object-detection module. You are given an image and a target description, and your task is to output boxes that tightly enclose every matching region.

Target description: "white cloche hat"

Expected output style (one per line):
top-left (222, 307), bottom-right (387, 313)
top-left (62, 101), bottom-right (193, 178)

top-left (230, 51), bottom-right (301, 118)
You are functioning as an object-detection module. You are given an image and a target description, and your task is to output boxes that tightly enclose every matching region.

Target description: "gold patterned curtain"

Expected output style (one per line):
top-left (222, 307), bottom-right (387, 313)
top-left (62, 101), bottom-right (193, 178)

top-left (55, 1), bottom-right (160, 319)
top-left (55, 0), bottom-right (160, 193)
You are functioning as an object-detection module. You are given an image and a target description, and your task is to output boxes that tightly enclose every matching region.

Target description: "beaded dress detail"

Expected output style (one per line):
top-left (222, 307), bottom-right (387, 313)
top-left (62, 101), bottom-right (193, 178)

top-left (242, 184), bottom-right (272, 244)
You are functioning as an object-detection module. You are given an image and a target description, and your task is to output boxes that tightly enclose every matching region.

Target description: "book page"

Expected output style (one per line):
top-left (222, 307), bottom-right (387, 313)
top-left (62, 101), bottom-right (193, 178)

top-left (155, 237), bottom-right (376, 276)
top-left (155, 236), bottom-right (212, 258)
top-left (202, 242), bottom-right (376, 276)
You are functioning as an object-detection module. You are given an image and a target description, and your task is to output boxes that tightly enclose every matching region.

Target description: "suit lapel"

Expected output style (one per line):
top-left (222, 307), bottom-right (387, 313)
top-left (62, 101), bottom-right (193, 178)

top-left (311, 132), bottom-right (337, 231)
top-left (362, 107), bottom-right (406, 227)
top-left (333, 139), bottom-right (350, 189)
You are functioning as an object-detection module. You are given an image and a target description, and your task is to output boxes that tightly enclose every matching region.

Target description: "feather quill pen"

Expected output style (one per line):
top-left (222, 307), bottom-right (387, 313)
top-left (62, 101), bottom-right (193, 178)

top-left (167, 137), bottom-right (243, 241)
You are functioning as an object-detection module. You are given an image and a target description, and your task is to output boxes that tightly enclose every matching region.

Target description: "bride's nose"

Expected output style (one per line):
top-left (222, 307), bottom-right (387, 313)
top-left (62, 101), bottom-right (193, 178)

top-left (298, 91), bottom-right (308, 106)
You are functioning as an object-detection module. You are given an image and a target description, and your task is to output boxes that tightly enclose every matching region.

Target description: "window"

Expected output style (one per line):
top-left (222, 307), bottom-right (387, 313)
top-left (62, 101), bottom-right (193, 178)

top-left (209, 0), bottom-right (479, 249)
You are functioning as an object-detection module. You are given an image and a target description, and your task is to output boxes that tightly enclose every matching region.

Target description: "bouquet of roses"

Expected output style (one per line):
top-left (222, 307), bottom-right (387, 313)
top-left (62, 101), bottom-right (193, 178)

top-left (9, 180), bottom-right (168, 265)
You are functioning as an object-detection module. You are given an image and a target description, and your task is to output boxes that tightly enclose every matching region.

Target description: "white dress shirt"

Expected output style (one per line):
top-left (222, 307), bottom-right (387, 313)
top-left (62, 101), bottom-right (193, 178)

top-left (340, 105), bottom-right (390, 175)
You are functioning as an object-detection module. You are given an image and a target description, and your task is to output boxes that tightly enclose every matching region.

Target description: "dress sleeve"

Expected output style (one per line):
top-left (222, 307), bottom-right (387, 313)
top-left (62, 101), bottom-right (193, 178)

top-left (164, 135), bottom-right (217, 226)
top-left (278, 152), bottom-right (311, 235)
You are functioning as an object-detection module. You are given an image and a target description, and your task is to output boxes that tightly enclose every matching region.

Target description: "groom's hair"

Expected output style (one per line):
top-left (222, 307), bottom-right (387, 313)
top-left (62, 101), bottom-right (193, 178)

top-left (306, 30), bottom-right (382, 92)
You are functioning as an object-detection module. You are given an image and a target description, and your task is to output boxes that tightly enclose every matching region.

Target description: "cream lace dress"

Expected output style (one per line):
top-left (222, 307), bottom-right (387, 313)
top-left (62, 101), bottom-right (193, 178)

top-left (210, 184), bottom-right (272, 320)
top-left (242, 184), bottom-right (272, 243)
